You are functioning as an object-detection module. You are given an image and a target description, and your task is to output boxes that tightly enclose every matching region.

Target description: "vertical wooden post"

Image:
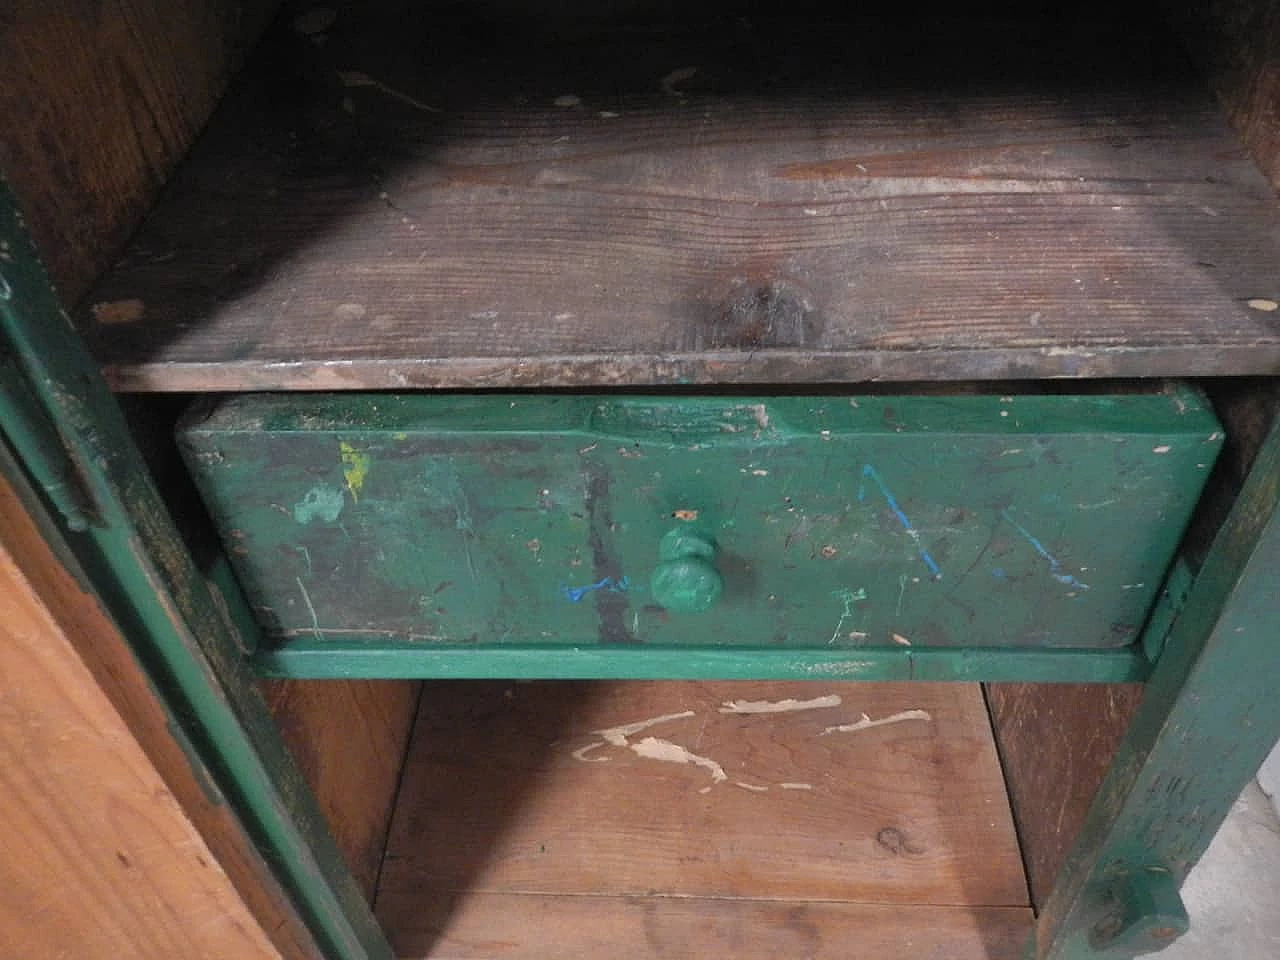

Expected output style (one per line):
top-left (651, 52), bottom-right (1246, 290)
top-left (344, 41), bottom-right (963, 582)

top-left (1033, 415), bottom-right (1280, 958)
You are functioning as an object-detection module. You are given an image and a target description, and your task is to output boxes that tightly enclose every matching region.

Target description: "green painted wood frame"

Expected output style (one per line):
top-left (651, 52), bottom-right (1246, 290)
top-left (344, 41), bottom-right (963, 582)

top-left (3, 175), bottom-right (1279, 959)
top-left (0, 181), bottom-right (394, 960)
top-left (1027, 414), bottom-right (1280, 957)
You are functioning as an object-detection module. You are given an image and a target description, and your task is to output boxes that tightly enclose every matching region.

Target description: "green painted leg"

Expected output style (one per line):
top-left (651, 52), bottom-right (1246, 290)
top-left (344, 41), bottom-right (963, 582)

top-left (1031, 415), bottom-right (1280, 958)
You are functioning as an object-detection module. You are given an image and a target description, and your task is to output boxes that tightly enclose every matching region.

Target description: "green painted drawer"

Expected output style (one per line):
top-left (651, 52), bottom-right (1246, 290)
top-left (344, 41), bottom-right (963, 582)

top-left (179, 391), bottom-right (1222, 680)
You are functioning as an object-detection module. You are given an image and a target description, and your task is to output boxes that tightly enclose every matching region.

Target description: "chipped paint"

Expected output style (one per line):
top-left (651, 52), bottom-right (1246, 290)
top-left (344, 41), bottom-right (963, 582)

top-left (719, 695), bottom-right (842, 714)
top-left (631, 736), bottom-right (727, 783)
top-left (339, 442), bottom-right (370, 502)
top-left (736, 781), bottom-right (769, 793)
top-left (780, 782), bottom-right (814, 791)
top-left (859, 465), bottom-right (942, 579)
top-left (892, 633), bottom-right (912, 646)
top-left (293, 485), bottom-right (345, 524)
top-left (595, 710), bottom-right (695, 747)
top-left (821, 709), bottom-right (932, 736)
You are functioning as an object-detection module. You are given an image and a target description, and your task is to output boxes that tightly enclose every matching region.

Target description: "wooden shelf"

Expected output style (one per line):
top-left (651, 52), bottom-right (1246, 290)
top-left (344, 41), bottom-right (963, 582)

top-left (374, 679), bottom-right (1032, 958)
top-left (76, 3), bottom-right (1280, 391)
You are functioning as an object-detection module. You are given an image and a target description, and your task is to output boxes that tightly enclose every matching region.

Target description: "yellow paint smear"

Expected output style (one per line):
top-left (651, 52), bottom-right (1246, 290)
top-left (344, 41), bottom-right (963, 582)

top-left (339, 442), bottom-right (371, 502)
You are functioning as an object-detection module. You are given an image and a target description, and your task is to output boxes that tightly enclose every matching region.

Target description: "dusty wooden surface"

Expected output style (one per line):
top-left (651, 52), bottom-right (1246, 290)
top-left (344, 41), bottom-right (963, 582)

top-left (74, 3), bottom-right (1280, 390)
top-left (262, 678), bottom-right (421, 901)
top-left (381, 893), bottom-right (1034, 959)
top-left (0, 470), bottom-right (315, 960)
top-left (984, 682), bottom-right (1145, 909)
top-left (377, 680), bottom-right (1027, 957)
top-left (0, 0), bottom-right (274, 307)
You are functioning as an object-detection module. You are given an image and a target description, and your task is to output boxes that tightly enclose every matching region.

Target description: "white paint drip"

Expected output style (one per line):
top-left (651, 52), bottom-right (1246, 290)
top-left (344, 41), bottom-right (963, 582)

top-left (571, 742), bottom-right (608, 763)
top-left (337, 71), bottom-right (441, 113)
top-left (631, 737), bottom-right (727, 783)
top-left (820, 709), bottom-right (932, 736)
top-left (719, 695), bottom-right (842, 715)
top-left (780, 782), bottom-right (814, 791)
top-left (660, 66), bottom-right (698, 97)
top-left (595, 710), bottom-right (696, 747)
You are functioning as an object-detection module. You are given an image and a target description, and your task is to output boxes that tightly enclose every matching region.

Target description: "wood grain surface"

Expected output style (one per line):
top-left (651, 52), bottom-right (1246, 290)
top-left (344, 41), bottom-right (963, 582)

top-left (377, 679), bottom-right (1027, 956)
top-left (262, 677), bottom-right (421, 901)
top-left (985, 682), bottom-right (1145, 908)
top-left (0, 0), bottom-right (274, 306)
top-left (381, 894), bottom-right (1034, 960)
top-left (74, 3), bottom-right (1280, 390)
top-left (0, 470), bottom-right (310, 959)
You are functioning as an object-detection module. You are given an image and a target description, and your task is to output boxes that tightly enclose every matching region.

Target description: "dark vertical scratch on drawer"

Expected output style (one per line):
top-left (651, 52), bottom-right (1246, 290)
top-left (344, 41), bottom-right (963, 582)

top-left (584, 464), bottom-right (637, 645)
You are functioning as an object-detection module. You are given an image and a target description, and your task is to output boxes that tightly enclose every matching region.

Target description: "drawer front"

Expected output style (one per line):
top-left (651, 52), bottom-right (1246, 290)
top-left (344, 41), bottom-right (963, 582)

top-left (180, 392), bottom-right (1221, 656)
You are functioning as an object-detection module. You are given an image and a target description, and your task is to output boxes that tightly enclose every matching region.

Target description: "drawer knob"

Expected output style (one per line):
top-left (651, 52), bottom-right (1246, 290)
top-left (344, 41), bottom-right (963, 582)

top-left (651, 528), bottom-right (723, 613)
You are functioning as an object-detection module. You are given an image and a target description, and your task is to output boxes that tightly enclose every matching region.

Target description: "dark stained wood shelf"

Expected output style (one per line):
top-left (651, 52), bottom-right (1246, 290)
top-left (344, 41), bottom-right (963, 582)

top-left (76, 2), bottom-right (1280, 391)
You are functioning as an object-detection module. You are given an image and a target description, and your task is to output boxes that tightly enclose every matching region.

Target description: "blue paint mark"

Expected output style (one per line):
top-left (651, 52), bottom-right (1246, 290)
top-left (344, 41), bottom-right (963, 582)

top-left (1001, 510), bottom-right (1091, 591)
top-left (860, 465), bottom-right (942, 580)
top-left (992, 567), bottom-right (1006, 580)
top-left (562, 576), bottom-right (631, 603)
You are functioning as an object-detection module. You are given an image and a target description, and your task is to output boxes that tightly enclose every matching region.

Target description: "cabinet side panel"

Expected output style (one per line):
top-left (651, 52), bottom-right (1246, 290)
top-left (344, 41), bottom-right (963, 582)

top-left (0, 469), bottom-right (316, 960)
top-left (1174, 0), bottom-right (1280, 188)
top-left (984, 682), bottom-right (1145, 909)
top-left (0, 0), bottom-right (277, 304)
top-left (262, 678), bottom-right (422, 902)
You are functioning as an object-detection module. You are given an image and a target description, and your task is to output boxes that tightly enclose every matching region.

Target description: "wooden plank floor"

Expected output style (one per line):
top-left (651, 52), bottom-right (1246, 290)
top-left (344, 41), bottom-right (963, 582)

top-left (376, 681), bottom-right (1032, 959)
top-left (77, 3), bottom-right (1280, 390)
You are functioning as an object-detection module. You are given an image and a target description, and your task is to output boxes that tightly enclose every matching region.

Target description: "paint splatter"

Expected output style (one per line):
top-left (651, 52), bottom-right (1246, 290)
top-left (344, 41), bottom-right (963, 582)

top-left (1000, 510), bottom-right (1091, 590)
top-left (91, 298), bottom-right (145, 325)
top-left (631, 737), bottom-right (727, 784)
top-left (293, 485), bottom-right (345, 524)
top-left (719, 695), bottom-right (842, 714)
top-left (562, 576), bottom-right (630, 603)
top-left (858, 465), bottom-right (942, 579)
top-left (660, 66), bottom-right (698, 97)
top-left (295, 577), bottom-right (322, 639)
top-left (572, 742), bottom-right (608, 763)
top-left (829, 587), bottom-right (868, 645)
top-left (595, 711), bottom-right (695, 747)
top-left (339, 442), bottom-right (370, 502)
top-left (821, 709), bottom-right (932, 736)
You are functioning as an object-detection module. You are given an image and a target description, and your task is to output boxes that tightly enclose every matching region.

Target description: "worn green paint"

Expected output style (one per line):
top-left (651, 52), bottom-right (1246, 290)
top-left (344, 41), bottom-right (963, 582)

top-left (257, 640), bottom-right (1150, 682)
top-left (0, 181), bottom-right (393, 960)
top-left (1087, 866), bottom-right (1188, 954)
top-left (181, 392), bottom-right (1221, 671)
top-left (1032, 414), bottom-right (1280, 959)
